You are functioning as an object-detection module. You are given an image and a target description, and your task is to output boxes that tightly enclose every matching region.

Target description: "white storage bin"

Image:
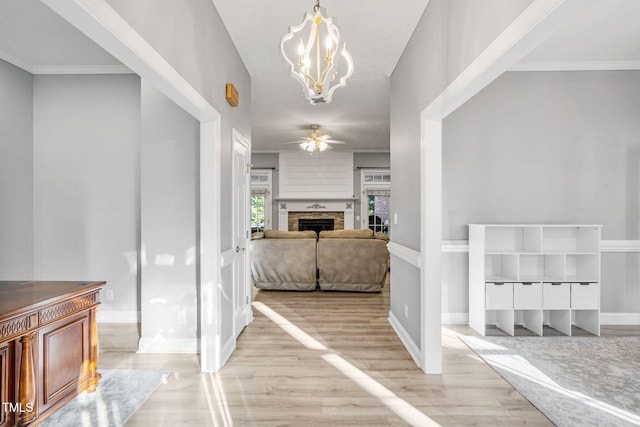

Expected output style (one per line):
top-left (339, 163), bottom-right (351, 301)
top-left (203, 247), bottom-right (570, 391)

top-left (485, 282), bottom-right (513, 310)
top-left (514, 282), bottom-right (542, 309)
top-left (571, 282), bottom-right (599, 309)
top-left (542, 282), bottom-right (570, 309)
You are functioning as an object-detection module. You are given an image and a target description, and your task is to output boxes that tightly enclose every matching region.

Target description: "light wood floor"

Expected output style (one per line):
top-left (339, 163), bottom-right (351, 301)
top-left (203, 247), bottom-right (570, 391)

top-left (99, 281), bottom-right (588, 426)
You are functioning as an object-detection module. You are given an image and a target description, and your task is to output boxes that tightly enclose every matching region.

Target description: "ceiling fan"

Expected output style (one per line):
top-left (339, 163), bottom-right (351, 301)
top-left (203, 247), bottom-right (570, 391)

top-left (289, 124), bottom-right (346, 152)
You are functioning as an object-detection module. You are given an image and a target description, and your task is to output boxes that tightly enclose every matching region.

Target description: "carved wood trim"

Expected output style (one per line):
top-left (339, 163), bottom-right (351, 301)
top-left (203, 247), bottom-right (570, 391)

top-left (18, 332), bottom-right (37, 425)
top-left (0, 317), bottom-right (29, 342)
top-left (39, 293), bottom-right (97, 325)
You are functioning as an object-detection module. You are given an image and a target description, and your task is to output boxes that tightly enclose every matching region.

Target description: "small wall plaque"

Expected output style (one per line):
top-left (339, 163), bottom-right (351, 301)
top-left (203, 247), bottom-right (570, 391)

top-left (226, 83), bottom-right (239, 107)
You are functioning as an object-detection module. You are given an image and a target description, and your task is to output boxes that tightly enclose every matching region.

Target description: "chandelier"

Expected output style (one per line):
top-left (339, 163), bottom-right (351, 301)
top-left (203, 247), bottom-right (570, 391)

top-left (280, 0), bottom-right (354, 104)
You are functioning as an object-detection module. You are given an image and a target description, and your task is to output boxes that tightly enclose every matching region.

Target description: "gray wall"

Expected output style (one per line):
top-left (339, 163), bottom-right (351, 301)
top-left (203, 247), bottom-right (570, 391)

top-left (390, 0), bottom-right (533, 345)
top-left (0, 2), bottom-right (250, 346)
top-left (140, 80), bottom-right (200, 345)
top-left (106, 0), bottom-right (252, 251)
top-left (442, 70), bottom-right (640, 315)
top-left (105, 0), bottom-right (251, 351)
top-left (251, 152), bottom-right (390, 230)
top-left (32, 74), bottom-right (140, 316)
top-left (0, 60), bottom-right (33, 279)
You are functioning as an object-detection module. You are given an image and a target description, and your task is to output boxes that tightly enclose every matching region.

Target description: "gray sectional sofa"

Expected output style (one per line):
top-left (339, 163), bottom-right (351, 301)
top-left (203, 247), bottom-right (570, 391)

top-left (250, 229), bottom-right (389, 292)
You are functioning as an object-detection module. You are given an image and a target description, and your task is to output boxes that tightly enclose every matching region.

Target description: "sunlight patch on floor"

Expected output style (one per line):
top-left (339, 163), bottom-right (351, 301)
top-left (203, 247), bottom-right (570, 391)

top-left (322, 354), bottom-right (440, 426)
top-left (252, 301), bottom-right (328, 350)
top-left (252, 301), bottom-right (441, 426)
top-left (488, 353), bottom-right (640, 425)
top-left (441, 326), bottom-right (470, 350)
top-left (202, 372), bottom-right (233, 427)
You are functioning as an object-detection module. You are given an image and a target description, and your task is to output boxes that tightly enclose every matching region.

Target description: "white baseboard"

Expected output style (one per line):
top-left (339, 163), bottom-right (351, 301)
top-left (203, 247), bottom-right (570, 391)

top-left (137, 337), bottom-right (199, 353)
top-left (600, 313), bottom-right (640, 325)
top-left (388, 311), bottom-right (421, 368)
top-left (97, 310), bottom-right (140, 323)
top-left (442, 313), bottom-right (469, 324)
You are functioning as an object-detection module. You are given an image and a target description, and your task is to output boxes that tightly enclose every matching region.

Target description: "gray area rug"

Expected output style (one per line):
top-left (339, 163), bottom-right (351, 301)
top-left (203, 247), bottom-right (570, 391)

top-left (41, 369), bottom-right (170, 427)
top-left (461, 336), bottom-right (640, 426)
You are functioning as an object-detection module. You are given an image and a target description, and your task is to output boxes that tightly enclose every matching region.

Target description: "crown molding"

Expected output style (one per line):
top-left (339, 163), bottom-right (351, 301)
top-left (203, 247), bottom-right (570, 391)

top-left (31, 64), bottom-right (133, 74)
top-left (0, 49), bottom-right (132, 75)
top-left (511, 60), bottom-right (640, 72)
top-left (0, 49), bottom-right (33, 73)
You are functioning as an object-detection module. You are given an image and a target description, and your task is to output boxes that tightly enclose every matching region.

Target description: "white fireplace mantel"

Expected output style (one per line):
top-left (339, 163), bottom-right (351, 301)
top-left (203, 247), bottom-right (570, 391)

top-left (277, 199), bottom-right (355, 231)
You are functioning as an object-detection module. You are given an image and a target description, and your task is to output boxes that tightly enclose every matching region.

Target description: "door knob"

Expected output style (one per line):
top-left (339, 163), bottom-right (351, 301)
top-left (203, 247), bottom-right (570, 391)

top-left (235, 246), bottom-right (245, 252)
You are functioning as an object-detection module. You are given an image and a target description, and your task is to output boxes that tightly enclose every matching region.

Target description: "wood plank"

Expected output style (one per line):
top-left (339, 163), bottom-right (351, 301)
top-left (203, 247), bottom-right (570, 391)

top-left (101, 279), bottom-right (558, 425)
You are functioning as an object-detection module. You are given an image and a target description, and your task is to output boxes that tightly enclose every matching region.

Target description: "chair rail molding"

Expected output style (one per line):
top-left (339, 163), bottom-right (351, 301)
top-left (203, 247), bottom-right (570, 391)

top-left (601, 240), bottom-right (640, 253)
top-left (387, 242), bottom-right (421, 268)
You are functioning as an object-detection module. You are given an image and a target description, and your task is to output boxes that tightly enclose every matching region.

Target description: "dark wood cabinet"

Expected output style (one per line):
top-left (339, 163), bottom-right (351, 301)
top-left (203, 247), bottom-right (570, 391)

top-left (0, 281), bottom-right (105, 426)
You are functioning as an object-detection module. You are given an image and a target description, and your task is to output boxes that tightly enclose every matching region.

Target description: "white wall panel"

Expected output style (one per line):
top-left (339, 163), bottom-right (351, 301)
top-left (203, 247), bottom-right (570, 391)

top-left (279, 151), bottom-right (354, 199)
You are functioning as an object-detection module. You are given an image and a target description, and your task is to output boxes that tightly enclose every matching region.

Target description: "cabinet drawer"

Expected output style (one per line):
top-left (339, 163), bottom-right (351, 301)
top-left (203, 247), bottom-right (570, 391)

top-left (514, 282), bottom-right (541, 309)
top-left (485, 282), bottom-right (513, 309)
top-left (571, 282), bottom-right (599, 309)
top-left (543, 282), bottom-right (570, 309)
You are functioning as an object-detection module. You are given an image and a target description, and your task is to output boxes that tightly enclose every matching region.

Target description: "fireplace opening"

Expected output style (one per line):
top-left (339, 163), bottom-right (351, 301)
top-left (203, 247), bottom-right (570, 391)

top-left (299, 218), bottom-right (334, 234)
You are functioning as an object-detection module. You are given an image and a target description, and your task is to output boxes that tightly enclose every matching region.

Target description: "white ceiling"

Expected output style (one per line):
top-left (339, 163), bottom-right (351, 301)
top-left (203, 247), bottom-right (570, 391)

top-left (1, 0), bottom-right (639, 152)
top-left (513, 0), bottom-right (640, 71)
top-left (211, 0), bottom-right (430, 152)
top-left (0, 0), bottom-right (125, 73)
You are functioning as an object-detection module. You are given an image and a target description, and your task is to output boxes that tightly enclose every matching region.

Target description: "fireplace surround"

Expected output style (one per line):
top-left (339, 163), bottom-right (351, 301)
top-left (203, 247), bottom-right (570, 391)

top-left (278, 199), bottom-right (355, 231)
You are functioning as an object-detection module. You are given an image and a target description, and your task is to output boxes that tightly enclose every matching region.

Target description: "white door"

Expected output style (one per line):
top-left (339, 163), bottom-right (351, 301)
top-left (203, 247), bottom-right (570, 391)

top-left (232, 130), bottom-right (252, 338)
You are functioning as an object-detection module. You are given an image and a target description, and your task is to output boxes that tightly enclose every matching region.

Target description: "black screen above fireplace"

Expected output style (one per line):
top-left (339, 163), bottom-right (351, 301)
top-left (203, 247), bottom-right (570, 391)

top-left (299, 219), bottom-right (334, 234)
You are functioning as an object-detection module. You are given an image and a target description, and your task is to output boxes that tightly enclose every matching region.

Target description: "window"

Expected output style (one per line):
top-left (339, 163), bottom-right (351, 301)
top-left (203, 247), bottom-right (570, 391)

top-left (250, 170), bottom-right (272, 232)
top-left (364, 173), bottom-right (391, 183)
top-left (367, 191), bottom-right (390, 234)
top-left (361, 170), bottom-right (391, 235)
top-left (251, 191), bottom-right (267, 232)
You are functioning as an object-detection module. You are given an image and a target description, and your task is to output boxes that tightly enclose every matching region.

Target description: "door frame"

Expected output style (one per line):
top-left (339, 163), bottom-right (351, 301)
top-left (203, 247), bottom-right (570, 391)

top-left (44, 0), bottom-right (225, 372)
top-left (417, 0), bottom-right (581, 374)
top-left (232, 129), bottom-right (253, 338)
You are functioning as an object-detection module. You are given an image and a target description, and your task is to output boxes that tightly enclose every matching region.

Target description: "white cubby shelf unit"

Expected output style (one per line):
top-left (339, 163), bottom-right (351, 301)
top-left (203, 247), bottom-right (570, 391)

top-left (468, 224), bottom-right (602, 336)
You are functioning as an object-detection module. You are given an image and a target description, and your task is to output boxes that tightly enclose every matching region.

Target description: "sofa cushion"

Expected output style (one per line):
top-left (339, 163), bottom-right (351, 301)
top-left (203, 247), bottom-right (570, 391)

top-left (317, 238), bottom-right (388, 292)
top-left (374, 232), bottom-right (390, 242)
top-left (251, 238), bottom-right (317, 291)
top-left (263, 230), bottom-right (317, 239)
top-left (318, 229), bottom-right (374, 239)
